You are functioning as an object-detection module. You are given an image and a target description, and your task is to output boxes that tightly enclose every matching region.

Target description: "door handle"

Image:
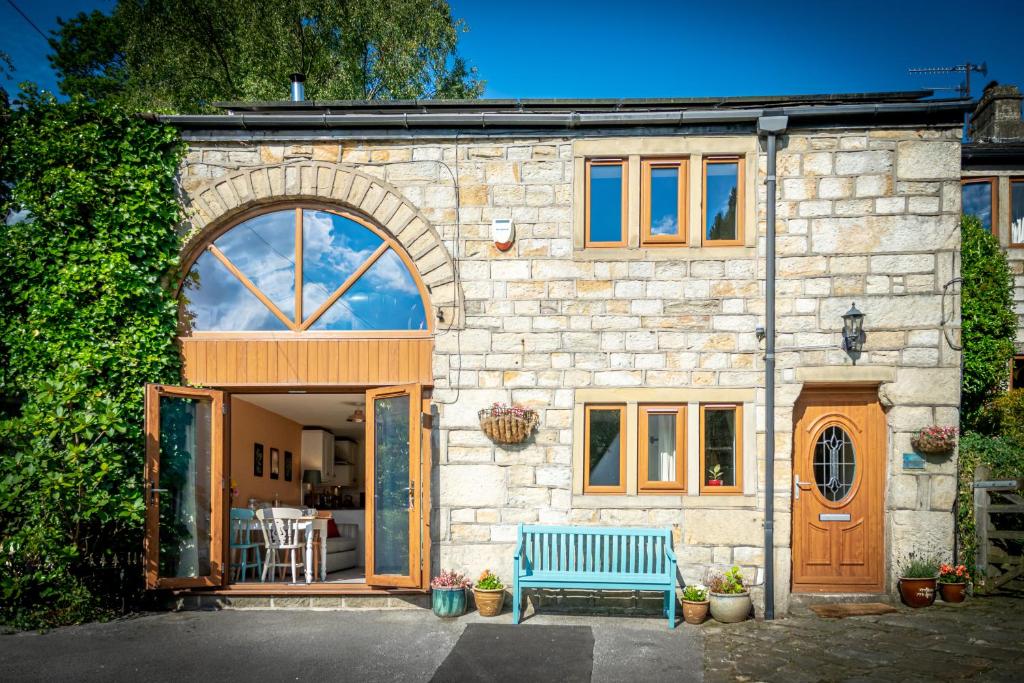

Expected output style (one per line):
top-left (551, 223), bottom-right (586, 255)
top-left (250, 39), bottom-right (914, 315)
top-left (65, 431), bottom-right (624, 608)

top-left (149, 480), bottom-right (168, 504)
top-left (794, 474), bottom-right (812, 500)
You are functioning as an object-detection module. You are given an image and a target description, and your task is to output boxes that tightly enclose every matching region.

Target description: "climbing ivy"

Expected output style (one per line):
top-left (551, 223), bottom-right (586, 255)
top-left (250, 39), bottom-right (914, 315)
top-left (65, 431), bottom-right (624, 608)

top-left (960, 214), bottom-right (1016, 429)
top-left (0, 88), bottom-right (183, 628)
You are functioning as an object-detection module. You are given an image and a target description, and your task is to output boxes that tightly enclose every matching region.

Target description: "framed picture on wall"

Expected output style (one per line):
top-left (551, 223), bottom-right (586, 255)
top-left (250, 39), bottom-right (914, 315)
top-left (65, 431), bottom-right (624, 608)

top-left (284, 451), bottom-right (294, 482)
top-left (253, 443), bottom-right (264, 477)
top-left (270, 448), bottom-right (280, 480)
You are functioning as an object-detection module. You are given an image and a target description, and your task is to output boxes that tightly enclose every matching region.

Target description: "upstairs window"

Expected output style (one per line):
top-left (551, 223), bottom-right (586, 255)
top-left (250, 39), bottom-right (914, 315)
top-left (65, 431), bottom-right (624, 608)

top-left (703, 157), bottom-right (743, 245)
top-left (1011, 178), bottom-right (1024, 246)
top-left (961, 178), bottom-right (997, 234)
top-left (181, 207), bottom-right (428, 333)
top-left (641, 159), bottom-right (688, 246)
top-left (585, 159), bottom-right (627, 247)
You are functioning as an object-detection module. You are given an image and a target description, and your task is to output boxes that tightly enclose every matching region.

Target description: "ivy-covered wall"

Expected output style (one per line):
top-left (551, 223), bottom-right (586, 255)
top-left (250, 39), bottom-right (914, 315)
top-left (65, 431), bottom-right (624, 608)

top-left (0, 90), bottom-right (183, 628)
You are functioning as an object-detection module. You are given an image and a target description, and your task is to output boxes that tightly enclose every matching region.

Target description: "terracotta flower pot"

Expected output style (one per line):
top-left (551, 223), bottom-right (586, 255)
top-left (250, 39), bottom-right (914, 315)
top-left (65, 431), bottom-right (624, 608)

top-left (939, 582), bottom-right (967, 603)
top-left (682, 599), bottom-right (710, 625)
top-left (709, 592), bottom-right (751, 623)
top-left (474, 587), bottom-right (505, 617)
top-left (898, 577), bottom-right (938, 608)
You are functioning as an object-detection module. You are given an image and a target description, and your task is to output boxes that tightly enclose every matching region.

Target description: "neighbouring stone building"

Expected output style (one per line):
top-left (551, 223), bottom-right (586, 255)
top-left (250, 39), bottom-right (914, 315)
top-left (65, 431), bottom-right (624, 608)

top-left (962, 82), bottom-right (1024, 390)
top-left (151, 89), bottom-right (968, 616)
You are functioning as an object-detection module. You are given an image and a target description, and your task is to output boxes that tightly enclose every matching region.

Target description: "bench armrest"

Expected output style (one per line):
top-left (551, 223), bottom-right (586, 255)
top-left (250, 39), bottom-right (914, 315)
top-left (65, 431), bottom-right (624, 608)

top-left (513, 534), bottom-right (526, 561)
top-left (665, 545), bottom-right (677, 562)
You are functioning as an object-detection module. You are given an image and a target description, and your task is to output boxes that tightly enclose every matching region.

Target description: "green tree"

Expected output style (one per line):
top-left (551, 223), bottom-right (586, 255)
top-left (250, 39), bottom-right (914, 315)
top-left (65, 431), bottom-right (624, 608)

top-left (49, 0), bottom-right (482, 112)
top-left (708, 187), bottom-right (738, 241)
top-left (0, 89), bottom-right (183, 628)
top-left (960, 214), bottom-right (1017, 429)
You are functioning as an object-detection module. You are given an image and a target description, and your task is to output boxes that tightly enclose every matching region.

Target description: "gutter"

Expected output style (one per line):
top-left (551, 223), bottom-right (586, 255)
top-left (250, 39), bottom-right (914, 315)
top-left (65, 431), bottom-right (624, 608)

top-left (756, 115), bottom-right (788, 621)
top-left (158, 100), bottom-right (970, 130)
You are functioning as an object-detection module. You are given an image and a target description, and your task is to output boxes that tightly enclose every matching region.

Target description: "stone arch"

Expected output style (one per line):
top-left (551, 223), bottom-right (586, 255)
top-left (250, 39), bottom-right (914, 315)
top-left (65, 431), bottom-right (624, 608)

top-left (179, 161), bottom-right (461, 326)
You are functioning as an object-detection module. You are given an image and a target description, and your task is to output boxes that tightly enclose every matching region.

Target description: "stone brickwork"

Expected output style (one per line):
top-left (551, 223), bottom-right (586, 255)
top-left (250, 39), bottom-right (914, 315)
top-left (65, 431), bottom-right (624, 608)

top-left (176, 124), bottom-right (962, 614)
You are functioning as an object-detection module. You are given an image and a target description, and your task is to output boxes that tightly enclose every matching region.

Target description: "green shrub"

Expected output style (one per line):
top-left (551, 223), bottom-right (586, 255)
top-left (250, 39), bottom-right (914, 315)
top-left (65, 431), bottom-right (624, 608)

top-left (0, 89), bottom-right (182, 629)
top-left (956, 432), bottom-right (1024, 571)
top-left (960, 214), bottom-right (1016, 429)
top-left (977, 389), bottom-right (1024, 448)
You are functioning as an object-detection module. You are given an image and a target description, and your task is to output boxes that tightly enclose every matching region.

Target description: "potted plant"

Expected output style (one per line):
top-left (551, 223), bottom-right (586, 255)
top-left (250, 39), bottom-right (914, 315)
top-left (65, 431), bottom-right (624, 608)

top-left (473, 569), bottom-right (505, 617)
top-left (706, 464), bottom-right (725, 487)
top-left (478, 403), bottom-right (539, 444)
top-left (897, 553), bottom-right (940, 608)
top-left (938, 562), bottom-right (970, 603)
top-left (681, 584), bottom-right (709, 625)
top-left (911, 425), bottom-right (958, 454)
top-left (707, 566), bottom-right (751, 623)
top-left (431, 569), bottom-right (471, 618)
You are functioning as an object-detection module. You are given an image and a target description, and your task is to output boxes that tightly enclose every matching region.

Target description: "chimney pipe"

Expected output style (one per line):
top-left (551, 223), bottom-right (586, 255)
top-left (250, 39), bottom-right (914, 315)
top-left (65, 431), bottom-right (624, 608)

top-left (289, 73), bottom-right (306, 102)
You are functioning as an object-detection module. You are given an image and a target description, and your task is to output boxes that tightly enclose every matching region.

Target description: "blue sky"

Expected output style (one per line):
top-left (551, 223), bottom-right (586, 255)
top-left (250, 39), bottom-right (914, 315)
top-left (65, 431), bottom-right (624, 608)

top-left (3, 0), bottom-right (1023, 100)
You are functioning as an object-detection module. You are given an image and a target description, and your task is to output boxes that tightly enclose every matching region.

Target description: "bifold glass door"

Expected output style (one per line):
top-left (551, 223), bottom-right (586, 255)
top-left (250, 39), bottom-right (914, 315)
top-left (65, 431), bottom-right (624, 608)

top-left (144, 384), bottom-right (226, 589)
top-left (365, 384), bottom-right (422, 588)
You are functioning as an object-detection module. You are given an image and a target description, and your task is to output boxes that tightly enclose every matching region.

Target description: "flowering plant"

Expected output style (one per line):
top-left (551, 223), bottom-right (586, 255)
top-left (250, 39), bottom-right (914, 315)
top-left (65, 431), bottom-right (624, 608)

top-left (707, 566), bottom-right (746, 594)
top-left (485, 402), bottom-right (537, 420)
top-left (431, 569), bottom-right (471, 590)
top-left (682, 584), bottom-right (708, 601)
top-left (474, 569), bottom-right (504, 590)
top-left (911, 425), bottom-right (958, 454)
top-left (938, 563), bottom-right (971, 585)
top-left (478, 403), bottom-right (539, 444)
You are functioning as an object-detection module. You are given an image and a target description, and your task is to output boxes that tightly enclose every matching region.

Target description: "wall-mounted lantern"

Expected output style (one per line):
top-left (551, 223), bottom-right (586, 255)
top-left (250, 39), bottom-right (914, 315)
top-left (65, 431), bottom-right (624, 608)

top-left (841, 302), bottom-right (865, 363)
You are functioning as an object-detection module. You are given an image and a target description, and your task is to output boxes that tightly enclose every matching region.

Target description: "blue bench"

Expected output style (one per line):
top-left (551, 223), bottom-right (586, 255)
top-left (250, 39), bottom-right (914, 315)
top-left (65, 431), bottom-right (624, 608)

top-left (512, 524), bottom-right (678, 628)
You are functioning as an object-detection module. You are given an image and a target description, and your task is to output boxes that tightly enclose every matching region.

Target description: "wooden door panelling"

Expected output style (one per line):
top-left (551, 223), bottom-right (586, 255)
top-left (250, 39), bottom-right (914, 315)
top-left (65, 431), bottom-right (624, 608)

top-left (180, 338), bottom-right (434, 386)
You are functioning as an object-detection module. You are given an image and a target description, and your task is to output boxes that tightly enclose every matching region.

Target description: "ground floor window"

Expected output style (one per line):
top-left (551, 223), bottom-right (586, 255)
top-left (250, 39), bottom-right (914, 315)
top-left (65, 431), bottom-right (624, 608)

top-left (700, 405), bottom-right (742, 495)
top-left (584, 405), bottom-right (627, 494)
top-left (1011, 355), bottom-right (1024, 390)
top-left (638, 405), bottom-right (686, 493)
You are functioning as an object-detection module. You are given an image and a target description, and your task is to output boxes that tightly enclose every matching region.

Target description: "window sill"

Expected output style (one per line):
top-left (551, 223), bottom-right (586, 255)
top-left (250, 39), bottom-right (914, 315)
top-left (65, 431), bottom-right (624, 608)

top-left (572, 494), bottom-right (755, 509)
top-left (573, 245), bottom-right (754, 261)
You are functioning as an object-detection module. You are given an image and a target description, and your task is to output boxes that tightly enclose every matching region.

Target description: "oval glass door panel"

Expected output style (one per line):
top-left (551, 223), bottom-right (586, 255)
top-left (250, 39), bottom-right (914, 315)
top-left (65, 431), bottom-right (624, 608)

top-left (158, 395), bottom-right (213, 578)
top-left (812, 425), bottom-right (856, 502)
top-left (373, 393), bottom-right (411, 576)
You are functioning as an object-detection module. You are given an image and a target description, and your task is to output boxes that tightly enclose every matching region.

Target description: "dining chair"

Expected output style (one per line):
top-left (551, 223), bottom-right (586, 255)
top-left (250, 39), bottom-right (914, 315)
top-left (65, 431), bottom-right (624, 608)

top-left (256, 507), bottom-right (307, 584)
top-left (229, 508), bottom-right (262, 582)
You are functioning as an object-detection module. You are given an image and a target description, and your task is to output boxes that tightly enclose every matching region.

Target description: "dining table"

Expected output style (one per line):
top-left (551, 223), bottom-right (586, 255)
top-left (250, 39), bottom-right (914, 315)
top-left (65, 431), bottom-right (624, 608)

top-left (253, 509), bottom-right (330, 584)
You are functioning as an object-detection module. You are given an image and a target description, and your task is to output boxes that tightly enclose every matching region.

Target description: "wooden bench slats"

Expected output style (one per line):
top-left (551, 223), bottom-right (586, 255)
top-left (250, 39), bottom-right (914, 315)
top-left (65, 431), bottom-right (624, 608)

top-left (512, 524), bottom-right (678, 629)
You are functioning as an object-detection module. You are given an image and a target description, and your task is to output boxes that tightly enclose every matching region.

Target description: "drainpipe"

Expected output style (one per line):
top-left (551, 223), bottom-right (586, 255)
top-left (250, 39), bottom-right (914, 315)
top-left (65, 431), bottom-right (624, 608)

top-left (757, 115), bottom-right (788, 620)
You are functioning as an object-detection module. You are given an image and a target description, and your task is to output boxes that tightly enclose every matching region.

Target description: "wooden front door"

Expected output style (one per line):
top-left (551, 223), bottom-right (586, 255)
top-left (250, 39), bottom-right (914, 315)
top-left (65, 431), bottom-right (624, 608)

top-left (365, 384), bottom-right (422, 588)
top-left (792, 387), bottom-right (884, 593)
top-left (144, 384), bottom-right (227, 589)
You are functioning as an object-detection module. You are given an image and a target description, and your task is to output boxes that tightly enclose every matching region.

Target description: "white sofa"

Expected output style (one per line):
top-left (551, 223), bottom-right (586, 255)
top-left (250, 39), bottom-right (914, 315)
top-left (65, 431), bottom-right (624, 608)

top-left (325, 523), bottom-right (359, 573)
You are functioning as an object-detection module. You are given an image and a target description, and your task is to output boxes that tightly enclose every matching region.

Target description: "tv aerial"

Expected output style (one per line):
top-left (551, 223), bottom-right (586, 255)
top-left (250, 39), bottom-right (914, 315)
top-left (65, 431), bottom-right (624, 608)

top-left (908, 62), bottom-right (988, 97)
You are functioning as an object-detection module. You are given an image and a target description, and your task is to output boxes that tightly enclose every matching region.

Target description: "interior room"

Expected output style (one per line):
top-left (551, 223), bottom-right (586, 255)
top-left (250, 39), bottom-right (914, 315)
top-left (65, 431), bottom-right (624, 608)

top-left (228, 392), bottom-right (367, 585)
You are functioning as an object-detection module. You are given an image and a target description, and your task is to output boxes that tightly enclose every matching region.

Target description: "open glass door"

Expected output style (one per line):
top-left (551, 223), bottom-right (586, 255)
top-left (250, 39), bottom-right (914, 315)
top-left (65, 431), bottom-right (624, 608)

top-left (144, 384), bottom-right (226, 589)
top-left (365, 384), bottom-right (422, 588)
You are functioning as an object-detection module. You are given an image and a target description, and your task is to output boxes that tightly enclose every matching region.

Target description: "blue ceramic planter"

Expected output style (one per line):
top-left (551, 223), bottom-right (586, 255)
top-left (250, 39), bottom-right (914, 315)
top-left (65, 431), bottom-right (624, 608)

top-left (431, 587), bottom-right (468, 618)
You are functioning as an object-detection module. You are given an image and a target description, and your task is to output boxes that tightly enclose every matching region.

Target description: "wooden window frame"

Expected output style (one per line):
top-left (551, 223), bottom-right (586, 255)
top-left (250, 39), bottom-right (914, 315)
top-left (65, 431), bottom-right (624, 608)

top-left (702, 156), bottom-right (745, 247)
top-left (638, 404), bottom-right (686, 493)
top-left (583, 404), bottom-right (627, 494)
top-left (584, 159), bottom-right (628, 248)
top-left (1010, 178), bottom-right (1024, 248)
top-left (1011, 354), bottom-right (1024, 390)
top-left (961, 177), bottom-right (999, 237)
top-left (641, 159), bottom-right (688, 247)
top-left (699, 403), bottom-right (743, 495)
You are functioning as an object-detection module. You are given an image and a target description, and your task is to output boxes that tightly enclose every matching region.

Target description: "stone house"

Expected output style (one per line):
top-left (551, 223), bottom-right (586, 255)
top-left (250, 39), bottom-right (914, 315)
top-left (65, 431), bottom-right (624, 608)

top-left (961, 82), bottom-right (1024, 389)
top-left (146, 87), bottom-right (968, 616)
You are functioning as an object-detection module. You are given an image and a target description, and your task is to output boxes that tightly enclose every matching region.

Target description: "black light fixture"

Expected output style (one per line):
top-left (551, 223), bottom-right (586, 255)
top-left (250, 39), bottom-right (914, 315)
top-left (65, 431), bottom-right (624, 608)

top-left (841, 302), bottom-right (865, 363)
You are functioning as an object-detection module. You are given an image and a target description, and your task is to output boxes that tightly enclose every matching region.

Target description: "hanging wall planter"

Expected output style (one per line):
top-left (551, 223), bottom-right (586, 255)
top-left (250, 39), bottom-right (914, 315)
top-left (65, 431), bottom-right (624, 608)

top-left (911, 425), bottom-right (958, 455)
top-left (479, 403), bottom-right (539, 444)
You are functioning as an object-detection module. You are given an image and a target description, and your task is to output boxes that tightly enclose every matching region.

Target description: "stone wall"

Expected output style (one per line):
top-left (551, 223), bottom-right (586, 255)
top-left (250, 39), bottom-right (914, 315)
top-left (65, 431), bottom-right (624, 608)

top-left (176, 124), bottom-right (962, 612)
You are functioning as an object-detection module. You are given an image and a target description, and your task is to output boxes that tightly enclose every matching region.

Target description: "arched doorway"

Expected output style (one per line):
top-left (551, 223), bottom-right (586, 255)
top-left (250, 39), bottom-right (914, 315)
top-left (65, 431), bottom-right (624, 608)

top-left (144, 204), bottom-right (433, 594)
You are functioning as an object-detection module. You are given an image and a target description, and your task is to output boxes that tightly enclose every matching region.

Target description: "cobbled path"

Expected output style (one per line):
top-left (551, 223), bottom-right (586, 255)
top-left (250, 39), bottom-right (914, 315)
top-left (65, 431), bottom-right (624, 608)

top-left (703, 595), bottom-right (1024, 682)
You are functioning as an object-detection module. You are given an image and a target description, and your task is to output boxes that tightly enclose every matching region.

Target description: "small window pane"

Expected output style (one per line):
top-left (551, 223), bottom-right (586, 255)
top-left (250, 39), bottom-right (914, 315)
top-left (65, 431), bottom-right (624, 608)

top-left (706, 162), bottom-right (739, 241)
top-left (1012, 356), bottom-right (1024, 390)
top-left (650, 167), bottom-right (680, 236)
top-left (214, 211), bottom-right (296, 320)
top-left (182, 251), bottom-right (289, 332)
top-left (589, 164), bottom-right (624, 243)
top-left (704, 409), bottom-right (736, 486)
top-left (302, 210), bottom-right (384, 317)
top-left (646, 412), bottom-right (677, 482)
top-left (813, 425), bottom-right (856, 502)
top-left (588, 409), bottom-right (622, 487)
top-left (962, 181), bottom-right (994, 233)
top-left (1012, 182), bottom-right (1024, 244)
top-left (311, 250), bottom-right (427, 330)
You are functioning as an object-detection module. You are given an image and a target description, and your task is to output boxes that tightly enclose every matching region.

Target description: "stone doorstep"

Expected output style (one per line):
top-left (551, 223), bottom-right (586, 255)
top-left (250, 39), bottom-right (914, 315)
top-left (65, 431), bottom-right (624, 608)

top-left (169, 594), bottom-right (430, 611)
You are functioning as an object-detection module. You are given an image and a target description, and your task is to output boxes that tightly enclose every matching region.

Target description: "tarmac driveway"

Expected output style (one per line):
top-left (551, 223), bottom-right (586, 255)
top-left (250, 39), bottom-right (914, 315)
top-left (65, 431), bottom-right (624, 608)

top-left (0, 608), bottom-right (704, 682)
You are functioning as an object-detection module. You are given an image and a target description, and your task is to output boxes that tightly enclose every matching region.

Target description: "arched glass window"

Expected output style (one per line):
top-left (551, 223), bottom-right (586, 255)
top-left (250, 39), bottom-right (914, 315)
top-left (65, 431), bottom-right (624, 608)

top-left (180, 208), bottom-right (429, 333)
